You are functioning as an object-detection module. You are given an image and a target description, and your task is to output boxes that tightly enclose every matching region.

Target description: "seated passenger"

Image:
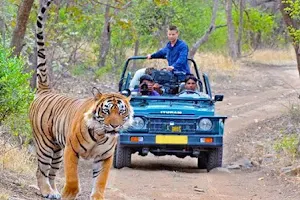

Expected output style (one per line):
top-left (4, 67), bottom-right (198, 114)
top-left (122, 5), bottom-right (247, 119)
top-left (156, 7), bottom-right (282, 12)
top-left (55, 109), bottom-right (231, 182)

top-left (179, 75), bottom-right (209, 98)
top-left (184, 75), bottom-right (198, 91)
top-left (132, 74), bottom-right (160, 96)
top-left (129, 67), bottom-right (155, 90)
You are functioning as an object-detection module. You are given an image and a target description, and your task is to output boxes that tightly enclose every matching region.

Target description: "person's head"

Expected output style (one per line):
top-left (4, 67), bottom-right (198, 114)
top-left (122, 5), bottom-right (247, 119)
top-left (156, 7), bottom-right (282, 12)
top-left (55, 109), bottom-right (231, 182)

top-left (145, 67), bottom-right (156, 75)
top-left (184, 75), bottom-right (197, 91)
top-left (167, 25), bottom-right (179, 44)
top-left (139, 74), bottom-right (154, 94)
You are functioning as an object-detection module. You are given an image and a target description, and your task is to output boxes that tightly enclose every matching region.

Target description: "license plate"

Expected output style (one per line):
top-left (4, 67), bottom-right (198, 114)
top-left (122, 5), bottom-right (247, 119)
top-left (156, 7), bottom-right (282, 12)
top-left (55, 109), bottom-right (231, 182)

top-left (156, 135), bottom-right (187, 144)
top-left (171, 126), bottom-right (181, 132)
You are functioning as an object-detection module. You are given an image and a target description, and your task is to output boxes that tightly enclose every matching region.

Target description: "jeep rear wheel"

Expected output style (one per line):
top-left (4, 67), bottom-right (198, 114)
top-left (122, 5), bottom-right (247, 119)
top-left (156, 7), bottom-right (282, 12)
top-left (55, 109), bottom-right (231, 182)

top-left (113, 143), bottom-right (131, 169)
top-left (207, 147), bottom-right (223, 172)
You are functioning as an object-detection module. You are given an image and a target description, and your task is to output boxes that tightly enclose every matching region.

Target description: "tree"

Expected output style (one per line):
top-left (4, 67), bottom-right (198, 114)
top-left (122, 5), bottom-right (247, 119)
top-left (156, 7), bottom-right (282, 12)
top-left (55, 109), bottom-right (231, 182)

top-left (279, 0), bottom-right (300, 77)
top-left (98, 0), bottom-right (112, 68)
top-left (237, 0), bottom-right (244, 57)
top-left (97, 0), bottom-right (132, 68)
top-left (10, 0), bottom-right (34, 57)
top-left (189, 0), bottom-right (220, 59)
top-left (226, 0), bottom-right (238, 60)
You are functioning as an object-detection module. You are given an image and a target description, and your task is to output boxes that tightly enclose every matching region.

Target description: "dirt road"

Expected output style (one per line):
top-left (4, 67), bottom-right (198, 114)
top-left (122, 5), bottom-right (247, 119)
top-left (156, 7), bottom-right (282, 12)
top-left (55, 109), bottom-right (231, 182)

top-left (1, 61), bottom-right (300, 200)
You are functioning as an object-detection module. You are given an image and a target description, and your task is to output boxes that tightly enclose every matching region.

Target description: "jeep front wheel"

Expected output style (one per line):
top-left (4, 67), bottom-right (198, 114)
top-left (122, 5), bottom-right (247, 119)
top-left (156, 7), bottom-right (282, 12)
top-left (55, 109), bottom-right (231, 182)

top-left (113, 143), bottom-right (131, 169)
top-left (207, 147), bottom-right (223, 172)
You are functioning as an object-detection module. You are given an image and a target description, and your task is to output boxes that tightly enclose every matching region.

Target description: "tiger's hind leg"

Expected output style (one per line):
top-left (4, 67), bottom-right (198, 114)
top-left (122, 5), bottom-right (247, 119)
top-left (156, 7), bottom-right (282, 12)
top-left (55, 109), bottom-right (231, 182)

top-left (34, 138), bottom-right (61, 199)
top-left (49, 148), bottom-right (63, 198)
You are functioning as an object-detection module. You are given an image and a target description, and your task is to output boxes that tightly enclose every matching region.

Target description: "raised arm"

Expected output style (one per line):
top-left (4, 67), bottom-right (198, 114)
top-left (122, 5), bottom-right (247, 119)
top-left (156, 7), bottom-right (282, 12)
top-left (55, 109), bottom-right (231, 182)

top-left (150, 46), bottom-right (168, 59)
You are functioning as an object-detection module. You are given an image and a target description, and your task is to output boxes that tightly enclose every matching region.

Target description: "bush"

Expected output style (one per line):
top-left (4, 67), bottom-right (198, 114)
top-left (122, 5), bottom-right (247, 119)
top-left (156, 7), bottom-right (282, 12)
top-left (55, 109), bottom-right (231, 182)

top-left (0, 44), bottom-right (34, 140)
top-left (274, 134), bottom-right (299, 160)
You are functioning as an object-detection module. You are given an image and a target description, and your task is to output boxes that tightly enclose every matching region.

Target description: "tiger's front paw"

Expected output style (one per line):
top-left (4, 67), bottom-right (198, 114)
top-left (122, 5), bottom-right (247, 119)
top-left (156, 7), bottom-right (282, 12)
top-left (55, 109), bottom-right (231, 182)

top-left (90, 192), bottom-right (104, 200)
top-left (61, 184), bottom-right (79, 200)
top-left (39, 186), bottom-right (61, 199)
top-left (42, 192), bottom-right (61, 199)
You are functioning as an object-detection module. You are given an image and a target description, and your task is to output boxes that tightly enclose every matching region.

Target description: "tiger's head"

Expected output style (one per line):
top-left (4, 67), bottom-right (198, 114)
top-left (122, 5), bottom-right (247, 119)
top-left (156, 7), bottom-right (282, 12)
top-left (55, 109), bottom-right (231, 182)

top-left (85, 89), bottom-right (133, 135)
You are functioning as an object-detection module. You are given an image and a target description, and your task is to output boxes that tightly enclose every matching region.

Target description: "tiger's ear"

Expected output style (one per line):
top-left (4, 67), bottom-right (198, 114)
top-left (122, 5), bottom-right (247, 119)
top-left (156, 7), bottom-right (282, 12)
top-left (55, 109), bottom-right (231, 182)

top-left (92, 87), bottom-right (102, 100)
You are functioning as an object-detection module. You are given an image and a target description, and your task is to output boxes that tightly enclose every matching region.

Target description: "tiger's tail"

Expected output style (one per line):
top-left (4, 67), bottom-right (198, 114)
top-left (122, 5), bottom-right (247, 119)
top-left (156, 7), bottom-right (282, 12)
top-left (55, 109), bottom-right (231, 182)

top-left (36, 0), bottom-right (53, 92)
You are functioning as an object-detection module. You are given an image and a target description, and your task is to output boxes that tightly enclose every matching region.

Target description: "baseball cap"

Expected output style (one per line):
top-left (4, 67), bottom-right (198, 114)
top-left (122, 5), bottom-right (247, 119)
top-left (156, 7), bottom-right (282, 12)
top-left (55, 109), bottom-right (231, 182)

top-left (139, 74), bottom-right (154, 84)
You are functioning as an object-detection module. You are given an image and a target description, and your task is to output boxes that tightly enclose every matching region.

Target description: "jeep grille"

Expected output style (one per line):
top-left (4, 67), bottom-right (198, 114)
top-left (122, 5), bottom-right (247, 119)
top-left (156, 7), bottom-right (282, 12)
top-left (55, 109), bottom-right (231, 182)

top-left (149, 118), bottom-right (196, 133)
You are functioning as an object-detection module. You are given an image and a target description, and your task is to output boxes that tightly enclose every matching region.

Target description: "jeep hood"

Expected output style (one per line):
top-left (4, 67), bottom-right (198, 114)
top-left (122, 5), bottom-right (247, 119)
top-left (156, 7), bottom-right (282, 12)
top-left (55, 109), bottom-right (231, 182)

top-left (130, 96), bottom-right (214, 116)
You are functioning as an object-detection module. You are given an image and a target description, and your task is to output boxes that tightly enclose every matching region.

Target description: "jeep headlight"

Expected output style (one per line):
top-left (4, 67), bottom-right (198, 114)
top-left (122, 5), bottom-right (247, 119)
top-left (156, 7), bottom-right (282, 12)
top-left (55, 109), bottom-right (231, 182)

top-left (132, 117), bottom-right (145, 129)
top-left (199, 118), bottom-right (213, 131)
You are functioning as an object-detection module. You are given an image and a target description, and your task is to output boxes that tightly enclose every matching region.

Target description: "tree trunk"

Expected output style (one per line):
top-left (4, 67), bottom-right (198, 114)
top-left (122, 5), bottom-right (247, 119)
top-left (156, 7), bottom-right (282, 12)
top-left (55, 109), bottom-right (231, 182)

top-left (279, 0), bottom-right (300, 77)
top-left (98, 1), bottom-right (112, 68)
top-left (132, 38), bottom-right (139, 70)
top-left (0, 16), bottom-right (5, 47)
top-left (10, 0), bottom-right (34, 57)
top-left (97, 1), bottom-right (132, 68)
top-left (29, 46), bottom-right (37, 89)
top-left (226, 0), bottom-right (238, 60)
top-left (295, 46), bottom-right (300, 77)
top-left (189, 0), bottom-right (219, 59)
top-left (237, 0), bottom-right (244, 58)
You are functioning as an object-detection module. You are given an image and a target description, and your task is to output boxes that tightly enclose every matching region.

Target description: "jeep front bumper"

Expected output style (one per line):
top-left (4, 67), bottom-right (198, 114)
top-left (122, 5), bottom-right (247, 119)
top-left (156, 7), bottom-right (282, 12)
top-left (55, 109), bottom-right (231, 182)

top-left (118, 133), bottom-right (223, 147)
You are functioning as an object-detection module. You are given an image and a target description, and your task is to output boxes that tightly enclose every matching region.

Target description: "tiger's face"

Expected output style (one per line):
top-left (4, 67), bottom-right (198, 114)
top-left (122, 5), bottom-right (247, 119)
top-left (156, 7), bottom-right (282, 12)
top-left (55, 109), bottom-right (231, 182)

top-left (85, 92), bottom-right (133, 134)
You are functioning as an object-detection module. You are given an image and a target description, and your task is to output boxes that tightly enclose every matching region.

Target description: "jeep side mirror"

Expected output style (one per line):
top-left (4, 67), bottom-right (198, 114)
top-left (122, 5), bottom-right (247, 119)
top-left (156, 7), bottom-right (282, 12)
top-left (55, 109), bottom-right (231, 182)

top-left (214, 94), bottom-right (223, 102)
top-left (121, 89), bottom-right (131, 97)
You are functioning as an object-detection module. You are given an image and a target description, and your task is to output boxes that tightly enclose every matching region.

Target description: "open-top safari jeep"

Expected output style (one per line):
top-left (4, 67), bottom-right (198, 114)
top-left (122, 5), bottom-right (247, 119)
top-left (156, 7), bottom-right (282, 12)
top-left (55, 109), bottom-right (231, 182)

top-left (114, 56), bottom-right (227, 172)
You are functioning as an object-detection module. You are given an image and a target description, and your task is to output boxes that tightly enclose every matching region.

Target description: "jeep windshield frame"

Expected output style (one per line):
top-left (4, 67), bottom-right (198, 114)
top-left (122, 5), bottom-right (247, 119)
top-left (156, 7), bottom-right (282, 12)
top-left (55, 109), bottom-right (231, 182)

top-left (119, 56), bottom-right (212, 98)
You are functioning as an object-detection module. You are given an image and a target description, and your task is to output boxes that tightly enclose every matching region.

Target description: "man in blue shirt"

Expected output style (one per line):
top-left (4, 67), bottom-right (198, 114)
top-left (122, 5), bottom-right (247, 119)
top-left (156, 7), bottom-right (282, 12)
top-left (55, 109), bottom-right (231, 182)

top-left (147, 25), bottom-right (190, 74)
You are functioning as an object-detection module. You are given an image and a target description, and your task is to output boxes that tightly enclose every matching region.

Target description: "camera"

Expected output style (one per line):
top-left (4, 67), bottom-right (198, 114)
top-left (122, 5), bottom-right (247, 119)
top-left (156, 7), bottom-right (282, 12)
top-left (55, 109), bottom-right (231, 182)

top-left (151, 70), bottom-right (186, 94)
top-left (140, 82), bottom-right (149, 95)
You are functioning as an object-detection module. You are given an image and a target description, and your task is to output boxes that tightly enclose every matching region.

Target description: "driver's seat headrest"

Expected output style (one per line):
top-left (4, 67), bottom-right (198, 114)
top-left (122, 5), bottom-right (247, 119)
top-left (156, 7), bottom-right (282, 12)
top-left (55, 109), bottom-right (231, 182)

top-left (178, 82), bottom-right (185, 93)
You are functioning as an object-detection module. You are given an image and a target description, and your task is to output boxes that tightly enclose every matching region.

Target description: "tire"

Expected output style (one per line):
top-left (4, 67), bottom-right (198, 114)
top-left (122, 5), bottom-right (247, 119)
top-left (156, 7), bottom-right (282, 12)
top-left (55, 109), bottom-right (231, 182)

top-left (113, 143), bottom-right (131, 169)
top-left (197, 153), bottom-right (208, 169)
top-left (207, 147), bottom-right (223, 172)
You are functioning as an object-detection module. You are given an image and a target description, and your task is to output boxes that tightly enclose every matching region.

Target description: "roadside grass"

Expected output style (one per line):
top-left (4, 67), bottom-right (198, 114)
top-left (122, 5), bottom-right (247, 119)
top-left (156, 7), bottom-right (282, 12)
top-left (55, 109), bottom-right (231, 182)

top-left (0, 144), bottom-right (35, 175)
top-left (0, 128), bottom-right (35, 175)
top-left (242, 47), bottom-right (296, 65)
top-left (194, 52), bottom-right (239, 72)
top-left (274, 103), bottom-right (300, 163)
top-left (0, 193), bottom-right (10, 200)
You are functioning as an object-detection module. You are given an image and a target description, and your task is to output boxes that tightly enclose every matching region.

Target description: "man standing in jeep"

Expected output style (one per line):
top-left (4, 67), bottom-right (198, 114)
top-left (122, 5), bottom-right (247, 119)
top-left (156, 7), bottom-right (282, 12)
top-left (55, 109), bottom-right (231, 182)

top-left (147, 25), bottom-right (190, 74)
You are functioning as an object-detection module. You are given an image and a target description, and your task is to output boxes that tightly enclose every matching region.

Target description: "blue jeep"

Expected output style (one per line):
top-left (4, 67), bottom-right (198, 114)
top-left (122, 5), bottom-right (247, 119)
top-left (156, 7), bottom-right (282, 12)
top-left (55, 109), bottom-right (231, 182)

top-left (114, 56), bottom-right (227, 172)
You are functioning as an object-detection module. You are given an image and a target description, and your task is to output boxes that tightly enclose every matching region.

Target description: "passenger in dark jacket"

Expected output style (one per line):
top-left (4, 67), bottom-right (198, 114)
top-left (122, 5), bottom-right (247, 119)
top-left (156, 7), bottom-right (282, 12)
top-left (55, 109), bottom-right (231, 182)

top-left (132, 74), bottom-right (160, 96)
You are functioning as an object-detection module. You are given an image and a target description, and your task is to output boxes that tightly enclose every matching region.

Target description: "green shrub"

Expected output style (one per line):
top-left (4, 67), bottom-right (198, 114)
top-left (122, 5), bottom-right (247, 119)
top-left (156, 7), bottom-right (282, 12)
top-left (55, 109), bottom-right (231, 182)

top-left (274, 134), bottom-right (299, 160)
top-left (0, 44), bottom-right (34, 140)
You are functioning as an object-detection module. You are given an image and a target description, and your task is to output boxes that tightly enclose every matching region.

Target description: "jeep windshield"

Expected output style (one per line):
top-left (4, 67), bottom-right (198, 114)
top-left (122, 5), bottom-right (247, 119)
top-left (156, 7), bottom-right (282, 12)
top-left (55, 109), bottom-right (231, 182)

top-left (118, 56), bottom-right (212, 99)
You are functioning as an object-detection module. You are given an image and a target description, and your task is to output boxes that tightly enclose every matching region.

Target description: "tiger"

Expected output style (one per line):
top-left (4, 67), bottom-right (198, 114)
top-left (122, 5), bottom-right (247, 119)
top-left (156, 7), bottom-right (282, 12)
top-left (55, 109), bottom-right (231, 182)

top-left (29, 0), bottom-right (133, 199)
